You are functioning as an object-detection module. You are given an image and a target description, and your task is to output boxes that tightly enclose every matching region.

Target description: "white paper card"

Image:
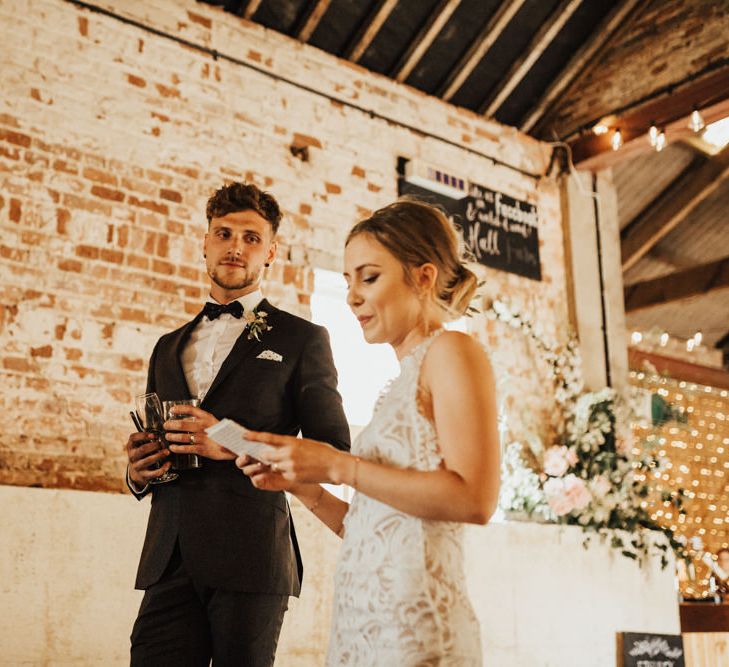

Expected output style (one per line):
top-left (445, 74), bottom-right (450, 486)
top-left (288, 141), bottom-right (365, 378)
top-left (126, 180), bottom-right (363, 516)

top-left (205, 419), bottom-right (277, 461)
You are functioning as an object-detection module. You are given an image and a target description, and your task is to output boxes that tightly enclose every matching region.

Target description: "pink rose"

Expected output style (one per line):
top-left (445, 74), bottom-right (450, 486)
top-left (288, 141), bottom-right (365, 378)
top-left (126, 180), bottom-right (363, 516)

top-left (566, 448), bottom-right (578, 466)
top-left (544, 474), bottom-right (591, 516)
top-left (543, 477), bottom-right (571, 516)
top-left (563, 475), bottom-right (591, 511)
top-left (543, 446), bottom-right (571, 477)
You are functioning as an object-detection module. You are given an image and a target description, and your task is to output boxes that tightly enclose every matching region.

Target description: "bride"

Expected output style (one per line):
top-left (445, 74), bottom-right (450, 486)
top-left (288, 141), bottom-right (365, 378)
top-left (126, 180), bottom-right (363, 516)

top-left (237, 199), bottom-right (500, 666)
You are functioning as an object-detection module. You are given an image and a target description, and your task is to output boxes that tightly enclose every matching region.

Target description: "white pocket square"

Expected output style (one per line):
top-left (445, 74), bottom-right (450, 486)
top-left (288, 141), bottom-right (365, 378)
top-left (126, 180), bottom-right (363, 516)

top-left (256, 350), bottom-right (283, 362)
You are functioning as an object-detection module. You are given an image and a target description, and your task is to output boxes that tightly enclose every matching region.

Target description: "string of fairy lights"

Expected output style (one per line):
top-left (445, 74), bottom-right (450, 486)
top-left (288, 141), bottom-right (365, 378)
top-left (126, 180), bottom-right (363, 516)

top-left (631, 329), bottom-right (706, 353)
top-left (594, 108), bottom-right (709, 153)
top-left (631, 369), bottom-right (729, 597)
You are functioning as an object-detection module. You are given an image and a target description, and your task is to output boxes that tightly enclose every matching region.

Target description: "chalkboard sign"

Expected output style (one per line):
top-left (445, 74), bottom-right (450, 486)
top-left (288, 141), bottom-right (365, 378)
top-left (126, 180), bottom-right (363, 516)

top-left (398, 179), bottom-right (542, 281)
top-left (616, 632), bottom-right (685, 667)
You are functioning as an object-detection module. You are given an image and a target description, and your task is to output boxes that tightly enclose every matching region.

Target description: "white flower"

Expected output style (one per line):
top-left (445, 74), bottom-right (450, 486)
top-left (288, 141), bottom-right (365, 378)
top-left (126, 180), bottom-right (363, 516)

top-left (590, 475), bottom-right (612, 499)
top-left (544, 446), bottom-right (571, 477)
top-left (498, 443), bottom-right (551, 518)
top-left (491, 299), bottom-right (508, 314)
top-left (485, 301), bottom-right (687, 568)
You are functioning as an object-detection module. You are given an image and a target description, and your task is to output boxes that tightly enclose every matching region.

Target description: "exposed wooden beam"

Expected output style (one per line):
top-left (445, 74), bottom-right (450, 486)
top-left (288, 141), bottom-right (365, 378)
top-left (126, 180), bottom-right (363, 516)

top-left (716, 332), bottom-right (729, 368)
top-left (568, 67), bottom-right (729, 171)
top-left (520, 0), bottom-right (643, 134)
top-left (391, 0), bottom-right (461, 83)
top-left (242, 0), bottom-right (263, 20)
top-left (344, 0), bottom-right (398, 63)
top-left (438, 0), bottom-right (527, 102)
top-left (625, 256), bottom-right (729, 313)
top-left (295, 0), bottom-right (332, 42)
top-left (621, 144), bottom-right (729, 272)
top-left (480, 0), bottom-right (582, 117)
top-left (716, 331), bottom-right (729, 351)
top-left (629, 348), bottom-right (729, 390)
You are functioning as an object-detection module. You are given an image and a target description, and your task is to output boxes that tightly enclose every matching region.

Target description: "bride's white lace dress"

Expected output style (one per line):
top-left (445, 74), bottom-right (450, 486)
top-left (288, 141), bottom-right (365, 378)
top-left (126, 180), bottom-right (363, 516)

top-left (327, 331), bottom-right (482, 666)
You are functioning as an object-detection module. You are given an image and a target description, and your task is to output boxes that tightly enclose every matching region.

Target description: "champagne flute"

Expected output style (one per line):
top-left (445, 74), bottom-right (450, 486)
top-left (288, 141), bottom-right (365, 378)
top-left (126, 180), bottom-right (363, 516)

top-left (134, 392), bottom-right (178, 485)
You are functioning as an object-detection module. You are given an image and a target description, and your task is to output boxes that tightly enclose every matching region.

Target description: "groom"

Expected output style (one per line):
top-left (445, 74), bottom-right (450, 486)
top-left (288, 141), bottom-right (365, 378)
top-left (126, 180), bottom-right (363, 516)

top-left (125, 182), bottom-right (350, 666)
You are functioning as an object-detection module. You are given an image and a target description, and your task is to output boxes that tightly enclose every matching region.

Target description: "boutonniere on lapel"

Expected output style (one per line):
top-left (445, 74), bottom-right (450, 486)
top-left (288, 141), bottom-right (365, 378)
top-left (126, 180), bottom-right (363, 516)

top-left (244, 309), bottom-right (272, 341)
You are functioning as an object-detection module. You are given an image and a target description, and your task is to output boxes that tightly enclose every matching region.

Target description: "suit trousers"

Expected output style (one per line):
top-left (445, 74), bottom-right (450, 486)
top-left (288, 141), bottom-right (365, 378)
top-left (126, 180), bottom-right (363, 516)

top-left (130, 543), bottom-right (288, 667)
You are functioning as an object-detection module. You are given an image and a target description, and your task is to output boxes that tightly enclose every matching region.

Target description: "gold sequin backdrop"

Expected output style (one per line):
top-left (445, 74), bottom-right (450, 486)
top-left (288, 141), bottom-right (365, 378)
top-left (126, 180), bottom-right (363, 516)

top-left (631, 370), bottom-right (729, 597)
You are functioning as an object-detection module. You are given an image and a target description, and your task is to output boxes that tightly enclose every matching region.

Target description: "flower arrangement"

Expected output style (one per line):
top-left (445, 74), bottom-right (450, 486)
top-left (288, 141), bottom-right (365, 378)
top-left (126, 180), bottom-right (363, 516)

top-left (488, 299), bottom-right (687, 567)
top-left (245, 309), bottom-right (272, 341)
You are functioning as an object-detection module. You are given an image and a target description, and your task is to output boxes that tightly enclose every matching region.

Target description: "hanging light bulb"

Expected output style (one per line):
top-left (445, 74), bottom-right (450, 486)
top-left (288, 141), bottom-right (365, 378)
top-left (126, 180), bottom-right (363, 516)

top-left (611, 128), bottom-right (623, 151)
top-left (649, 123), bottom-right (659, 147)
top-left (689, 108), bottom-right (705, 133)
top-left (687, 338), bottom-right (695, 352)
top-left (631, 331), bottom-right (642, 344)
top-left (660, 332), bottom-right (669, 346)
top-left (655, 130), bottom-right (666, 152)
top-left (593, 123), bottom-right (609, 135)
top-left (694, 331), bottom-right (703, 346)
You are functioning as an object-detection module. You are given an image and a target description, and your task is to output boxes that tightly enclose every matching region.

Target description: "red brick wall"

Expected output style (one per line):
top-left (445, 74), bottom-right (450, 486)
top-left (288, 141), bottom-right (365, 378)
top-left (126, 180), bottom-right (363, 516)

top-left (0, 0), bottom-right (565, 492)
top-left (542, 0), bottom-right (729, 137)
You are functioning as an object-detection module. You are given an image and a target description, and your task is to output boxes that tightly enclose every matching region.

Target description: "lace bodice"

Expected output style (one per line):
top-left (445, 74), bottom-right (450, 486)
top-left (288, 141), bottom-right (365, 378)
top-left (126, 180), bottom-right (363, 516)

top-left (327, 331), bottom-right (482, 666)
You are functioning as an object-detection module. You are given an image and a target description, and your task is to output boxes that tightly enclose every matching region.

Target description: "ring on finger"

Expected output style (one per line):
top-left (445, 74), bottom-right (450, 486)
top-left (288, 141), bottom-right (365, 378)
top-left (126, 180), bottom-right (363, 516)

top-left (190, 433), bottom-right (196, 445)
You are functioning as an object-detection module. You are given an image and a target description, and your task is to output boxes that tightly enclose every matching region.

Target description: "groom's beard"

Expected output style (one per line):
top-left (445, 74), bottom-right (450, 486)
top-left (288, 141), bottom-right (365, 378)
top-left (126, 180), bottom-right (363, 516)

top-left (208, 264), bottom-right (262, 291)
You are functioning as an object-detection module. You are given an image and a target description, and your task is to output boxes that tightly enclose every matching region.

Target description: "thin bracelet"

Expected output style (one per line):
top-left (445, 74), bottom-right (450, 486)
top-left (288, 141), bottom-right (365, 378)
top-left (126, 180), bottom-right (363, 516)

top-left (307, 485), bottom-right (325, 513)
top-left (351, 456), bottom-right (362, 489)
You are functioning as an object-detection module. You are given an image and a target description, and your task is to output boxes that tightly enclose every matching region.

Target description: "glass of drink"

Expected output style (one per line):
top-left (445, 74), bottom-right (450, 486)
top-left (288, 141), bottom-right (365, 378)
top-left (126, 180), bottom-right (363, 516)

top-left (163, 398), bottom-right (203, 471)
top-left (134, 392), bottom-right (178, 485)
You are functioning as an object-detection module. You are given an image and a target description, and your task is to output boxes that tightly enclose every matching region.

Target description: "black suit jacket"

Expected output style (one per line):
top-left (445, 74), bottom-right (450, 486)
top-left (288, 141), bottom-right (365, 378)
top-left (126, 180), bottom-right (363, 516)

top-left (131, 299), bottom-right (350, 596)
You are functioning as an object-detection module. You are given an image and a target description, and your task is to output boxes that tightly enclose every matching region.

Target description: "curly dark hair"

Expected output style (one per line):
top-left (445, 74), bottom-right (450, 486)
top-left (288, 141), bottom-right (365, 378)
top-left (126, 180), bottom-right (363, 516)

top-left (206, 182), bottom-right (282, 234)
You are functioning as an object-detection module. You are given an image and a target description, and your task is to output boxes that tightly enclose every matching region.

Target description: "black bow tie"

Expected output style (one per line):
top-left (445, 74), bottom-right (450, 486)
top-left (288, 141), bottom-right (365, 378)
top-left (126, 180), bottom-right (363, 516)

top-left (202, 301), bottom-right (244, 320)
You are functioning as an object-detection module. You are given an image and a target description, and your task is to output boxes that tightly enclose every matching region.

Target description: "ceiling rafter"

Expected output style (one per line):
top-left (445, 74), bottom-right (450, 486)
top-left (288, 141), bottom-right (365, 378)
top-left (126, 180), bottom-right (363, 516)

top-left (716, 332), bottom-right (729, 353)
top-left (295, 0), bottom-right (332, 42)
top-left (391, 0), bottom-right (461, 83)
top-left (242, 0), bottom-right (264, 20)
top-left (519, 0), bottom-right (643, 134)
top-left (621, 144), bottom-right (729, 272)
top-left (437, 0), bottom-right (527, 102)
top-left (480, 0), bottom-right (582, 117)
top-left (624, 255), bottom-right (729, 313)
top-left (343, 0), bottom-right (399, 63)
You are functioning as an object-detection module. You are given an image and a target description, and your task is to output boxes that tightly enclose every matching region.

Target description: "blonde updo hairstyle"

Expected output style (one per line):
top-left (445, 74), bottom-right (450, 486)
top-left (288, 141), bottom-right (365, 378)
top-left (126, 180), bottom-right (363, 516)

top-left (345, 199), bottom-right (478, 320)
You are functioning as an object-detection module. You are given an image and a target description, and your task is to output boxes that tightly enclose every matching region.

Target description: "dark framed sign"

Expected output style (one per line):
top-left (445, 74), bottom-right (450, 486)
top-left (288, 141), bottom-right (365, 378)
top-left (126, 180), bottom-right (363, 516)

top-left (616, 632), bottom-right (685, 667)
top-left (398, 178), bottom-right (542, 281)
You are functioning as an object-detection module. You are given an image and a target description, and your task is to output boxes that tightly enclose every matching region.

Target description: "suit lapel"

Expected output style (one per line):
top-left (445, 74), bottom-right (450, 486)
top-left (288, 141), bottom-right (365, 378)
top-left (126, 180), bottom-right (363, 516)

top-left (202, 300), bottom-right (278, 405)
top-left (162, 313), bottom-right (203, 399)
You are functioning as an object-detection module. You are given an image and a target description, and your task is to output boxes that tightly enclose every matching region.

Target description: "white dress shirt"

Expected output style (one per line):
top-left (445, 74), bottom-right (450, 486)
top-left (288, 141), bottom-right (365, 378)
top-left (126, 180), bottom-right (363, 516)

top-left (127, 290), bottom-right (264, 495)
top-left (181, 289), bottom-right (264, 400)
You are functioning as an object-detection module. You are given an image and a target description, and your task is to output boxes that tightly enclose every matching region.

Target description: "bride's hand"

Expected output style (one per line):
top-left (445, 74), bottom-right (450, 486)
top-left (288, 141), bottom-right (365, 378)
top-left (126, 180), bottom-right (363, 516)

top-left (237, 456), bottom-right (298, 491)
top-left (236, 430), bottom-right (346, 485)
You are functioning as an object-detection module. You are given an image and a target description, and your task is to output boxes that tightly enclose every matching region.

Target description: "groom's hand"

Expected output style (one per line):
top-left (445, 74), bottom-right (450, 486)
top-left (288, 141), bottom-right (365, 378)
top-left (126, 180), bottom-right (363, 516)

top-left (126, 431), bottom-right (172, 486)
top-left (164, 405), bottom-right (235, 461)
